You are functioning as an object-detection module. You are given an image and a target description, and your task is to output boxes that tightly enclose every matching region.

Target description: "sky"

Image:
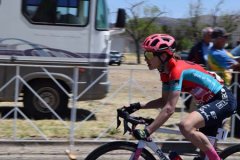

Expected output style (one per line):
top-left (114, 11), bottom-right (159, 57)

top-left (107, 0), bottom-right (240, 21)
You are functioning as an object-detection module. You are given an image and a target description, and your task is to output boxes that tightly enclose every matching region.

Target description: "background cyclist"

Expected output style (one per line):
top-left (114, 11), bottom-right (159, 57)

top-left (124, 34), bottom-right (237, 160)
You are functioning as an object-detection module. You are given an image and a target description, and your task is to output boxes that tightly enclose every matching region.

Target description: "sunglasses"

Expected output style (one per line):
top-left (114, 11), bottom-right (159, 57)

top-left (144, 51), bottom-right (156, 60)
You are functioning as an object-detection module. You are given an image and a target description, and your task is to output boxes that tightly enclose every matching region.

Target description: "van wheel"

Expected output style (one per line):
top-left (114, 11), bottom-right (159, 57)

top-left (23, 80), bottom-right (69, 119)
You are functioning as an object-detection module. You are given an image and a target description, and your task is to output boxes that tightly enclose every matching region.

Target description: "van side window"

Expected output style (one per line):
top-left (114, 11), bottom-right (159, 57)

top-left (22, 0), bottom-right (89, 26)
top-left (96, 0), bottom-right (109, 30)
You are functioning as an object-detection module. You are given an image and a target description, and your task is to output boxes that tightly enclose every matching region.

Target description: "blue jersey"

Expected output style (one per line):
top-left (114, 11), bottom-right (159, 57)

top-left (208, 47), bottom-right (237, 85)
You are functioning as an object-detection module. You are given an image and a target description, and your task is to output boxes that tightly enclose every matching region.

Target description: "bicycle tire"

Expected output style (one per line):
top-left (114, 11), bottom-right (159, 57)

top-left (219, 144), bottom-right (240, 159)
top-left (85, 141), bottom-right (156, 160)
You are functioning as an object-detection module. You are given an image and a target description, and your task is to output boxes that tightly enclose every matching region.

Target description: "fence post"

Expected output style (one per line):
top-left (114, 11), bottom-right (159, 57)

top-left (128, 69), bottom-right (133, 104)
top-left (13, 65), bottom-right (20, 140)
top-left (233, 72), bottom-right (240, 138)
top-left (69, 67), bottom-right (79, 150)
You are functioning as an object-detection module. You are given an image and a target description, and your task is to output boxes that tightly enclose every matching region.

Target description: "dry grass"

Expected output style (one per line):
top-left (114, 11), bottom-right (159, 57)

top-left (0, 54), bottom-right (211, 141)
top-left (73, 54), bottom-right (187, 140)
top-left (0, 54), bottom-right (186, 140)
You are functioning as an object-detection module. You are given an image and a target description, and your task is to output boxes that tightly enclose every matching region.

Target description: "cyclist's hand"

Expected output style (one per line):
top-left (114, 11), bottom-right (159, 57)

top-left (132, 129), bottom-right (150, 140)
top-left (124, 102), bottom-right (141, 114)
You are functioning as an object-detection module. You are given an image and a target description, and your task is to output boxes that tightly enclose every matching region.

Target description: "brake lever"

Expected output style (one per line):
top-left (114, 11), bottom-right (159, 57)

top-left (123, 119), bottom-right (132, 135)
top-left (117, 109), bottom-right (130, 135)
top-left (116, 108), bottom-right (131, 134)
top-left (117, 108), bottom-right (153, 135)
top-left (116, 112), bottom-right (121, 129)
top-left (131, 123), bottom-right (137, 131)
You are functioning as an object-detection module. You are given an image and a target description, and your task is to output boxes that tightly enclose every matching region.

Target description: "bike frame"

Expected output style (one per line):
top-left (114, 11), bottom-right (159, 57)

top-left (130, 127), bottom-right (229, 160)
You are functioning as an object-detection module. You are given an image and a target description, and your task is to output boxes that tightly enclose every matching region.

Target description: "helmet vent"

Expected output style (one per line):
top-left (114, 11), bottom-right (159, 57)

top-left (151, 35), bottom-right (158, 39)
top-left (162, 38), bottom-right (170, 42)
top-left (159, 44), bottom-right (168, 50)
top-left (145, 41), bottom-right (150, 46)
top-left (150, 39), bottom-right (159, 46)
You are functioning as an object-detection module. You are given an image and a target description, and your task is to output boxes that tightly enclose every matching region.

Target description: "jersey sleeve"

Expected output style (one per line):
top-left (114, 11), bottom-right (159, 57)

top-left (168, 80), bottom-right (181, 91)
top-left (162, 80), bottom-right (181, 91)
top-left (162, 82), bottom-right (170, 91)
top-left (164, 67), bottom-right (182, 91)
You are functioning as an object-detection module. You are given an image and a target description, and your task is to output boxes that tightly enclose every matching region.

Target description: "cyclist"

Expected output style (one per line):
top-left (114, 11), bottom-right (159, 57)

top-left (125, 34), bottom-right (237, 160)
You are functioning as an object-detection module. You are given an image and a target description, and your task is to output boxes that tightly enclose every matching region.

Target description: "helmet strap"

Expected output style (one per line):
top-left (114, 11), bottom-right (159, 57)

top-left (157, 54), bottom-right (172, 72)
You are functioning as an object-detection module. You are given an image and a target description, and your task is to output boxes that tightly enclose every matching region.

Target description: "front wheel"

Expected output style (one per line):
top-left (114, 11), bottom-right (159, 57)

top-left (85, 141), bottom-right (156, 160)
top-left (219, 144), bottom-right (240, 159)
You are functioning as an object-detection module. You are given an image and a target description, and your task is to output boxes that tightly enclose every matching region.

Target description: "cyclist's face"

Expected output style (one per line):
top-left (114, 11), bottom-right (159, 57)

top-left (144, 52), bottom-right (161, 70)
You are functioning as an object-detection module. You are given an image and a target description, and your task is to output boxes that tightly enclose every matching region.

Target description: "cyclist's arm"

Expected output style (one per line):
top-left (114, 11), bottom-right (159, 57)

top-left (141, 91), bottom-right (169, 109)
top-left (146, 90), bottom-right (180, 134)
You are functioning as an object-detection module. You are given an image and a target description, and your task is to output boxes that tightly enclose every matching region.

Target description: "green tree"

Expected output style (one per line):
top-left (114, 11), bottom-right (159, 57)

top-left (171, 25), bottom-right (194, 51)
top-left (125, 1), bottom-right (165, 64)
top-left (162, 25), bottom-right (172, 34)
top-left (187, 0), bottom-right (203, 40)
top-left (167, 0), bottom-right (204, 52)
top-left (210, 0), bottom-right (224, 27)
top-left (219, 13), bottom-right (240, 33)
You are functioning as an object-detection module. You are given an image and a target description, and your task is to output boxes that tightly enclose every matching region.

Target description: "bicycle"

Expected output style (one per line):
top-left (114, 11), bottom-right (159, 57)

top-left (85, 108), bottom-right (240, 160)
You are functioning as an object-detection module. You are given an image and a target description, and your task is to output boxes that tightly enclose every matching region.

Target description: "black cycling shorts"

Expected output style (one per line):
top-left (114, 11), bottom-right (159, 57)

top-left (197, 86), bottom-right (237, 136)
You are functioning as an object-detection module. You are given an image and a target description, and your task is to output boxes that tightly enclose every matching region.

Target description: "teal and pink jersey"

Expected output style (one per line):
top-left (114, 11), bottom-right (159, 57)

top-left (160, 60), bottom-right (223, 104)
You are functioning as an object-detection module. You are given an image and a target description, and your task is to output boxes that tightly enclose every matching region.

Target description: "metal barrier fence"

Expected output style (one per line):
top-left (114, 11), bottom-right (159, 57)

top-left (0, 63), bottom-right (239, 146)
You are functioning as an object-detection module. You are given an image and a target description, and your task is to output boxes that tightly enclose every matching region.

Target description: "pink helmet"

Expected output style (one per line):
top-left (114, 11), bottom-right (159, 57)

top-left (142, 34), bottom-right (176, 55)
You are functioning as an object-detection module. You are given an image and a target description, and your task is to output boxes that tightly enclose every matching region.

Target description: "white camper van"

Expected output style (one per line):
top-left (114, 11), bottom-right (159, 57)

top-left (0, 0), bottom-right (125, 119)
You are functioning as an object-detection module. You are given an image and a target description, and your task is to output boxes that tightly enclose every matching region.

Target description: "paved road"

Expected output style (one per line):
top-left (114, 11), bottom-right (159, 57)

top-left (0, 141), bottom-right (239, 160)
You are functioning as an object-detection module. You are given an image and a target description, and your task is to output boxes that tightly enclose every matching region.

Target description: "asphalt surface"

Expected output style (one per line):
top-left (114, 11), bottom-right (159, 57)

top-left (0, 141), bottom-right (239, 160)
top-left (0, 142), bottom-right (85, 160)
